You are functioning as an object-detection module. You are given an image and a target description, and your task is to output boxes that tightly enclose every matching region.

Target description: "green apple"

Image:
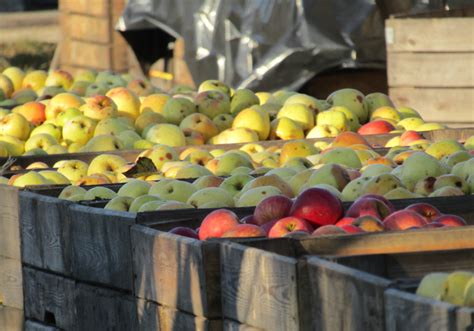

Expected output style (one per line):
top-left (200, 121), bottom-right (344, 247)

top-left (384, 187), bottom-right (422, 199)
top-left (319, 147), bottom-right (362, 169)
top-left (45, 69), bottom-right (74, 90)
top-left (219, 173), bottom-right (254, 196)
top-left (116, 130), bottom-right (141, 149)
top-left (0, 113), bottom-right (31, 140)
top-left (162, 97), bottom-right (196, 124)
top-left (235, 185), bottom-right (282, 207)
top-left (364, 92), bottom-right (394, 116)
top-left (3, 66), bottom-right (25, 91)
top-left (56, 159), bottom-right (89, 182)
top-left (31, 122), bottom-right (62, 141)
top-left (198, 80), bottom-right (231, 97)
top-left (137, 199), bottom-right (166, 212)
top-left (87, 154), bottom-right (128, 176)
top-left (58, 185), bottom-right (88, 200)
top-left (341, 177), bottom-right (371, 201)
top-left (38, 170), bottom-right (70, 185)
top-left (326, 88), bottom-right (368, 124)
top-left (104, 196), bottom-right (134, 212)
top-left (0, 135), bottom-right (27, 156)
top-left (230, 89), bottom-right (259, 115)
top-left (305, 164), bottom-right (350, 191)
top-left (83, 187), bottom-right (117, 200)
top-left (213, 113), bottom-right (234, 132)
top-left (12, 171), bottom-right (52, 187)
top-left (24, 133), bottom-right (57, 152)
top-left (129, 194), bottom-right (162, 213)
top-left (400, 152), bottom-right (444, 190)
top-left (94, 117), bottom-right (133, 136)
top-left (186, 187), bottom-right (235, 208)
top-left (196, 90), bottom-right (230, 119)
top-left (22, 70), bottom-right (47, 92)
top-left (149, 179), bottom-right (197, 202)
top-left (62, 115), bottom-right (96, 145)
top-left (360, 173), bottom-right (404, 196)
top-left (117, 179), bottom-right (151, 198)
top-left (284, 93), bottom-right (328, 113)
top-left (145, 123), bottom-right (186, 147)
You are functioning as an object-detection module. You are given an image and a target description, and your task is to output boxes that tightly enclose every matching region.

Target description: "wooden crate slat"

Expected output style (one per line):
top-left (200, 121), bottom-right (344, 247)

top-left (131, 225), bottom-right (221, 317)
top-left (386, 18), bottom-right (474, 52)
top-left (23, 267), bottom-right (75, 330)
top-left (389, 87), bottom-right (474, 124)
top-left (24, 320), bottom-right (60, 331)
top-left (61, 39), bottom-right (113, 70)
top-left (64, 14), bottom-right (111, 44)
top-left (59, 0), bottom-right (110, 17)
top-left (299, 256), bottom-right (391, 331)
top-left (0, 305), bottom-right (23, 331)
top-left (20, 191), bottom-right (73, 275)
top-left (220, 243), bottom-right (299, 330)
top-left (455, 307), bottom-right (474, 331)
top-left (0, 185), bottom-right (20, 260)
top-left (387, 52), bottom-right (474, 88)
top-left (69, 204), bottom-right (136, 291)
top-left (223, 319), bottom-right (264, 331)
top-left (0, 256), bottom-right (22, 309)
top-left (384, 288), bottom-right (456, 331)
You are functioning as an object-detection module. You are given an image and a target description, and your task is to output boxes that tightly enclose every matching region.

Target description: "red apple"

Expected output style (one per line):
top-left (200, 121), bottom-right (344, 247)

top-left (383, 210), bottom-right (427, 231)
top-left (404, 203), bottom-right (442, 223)
top-left (358, 120), bottom-right (395, 135)
top-left (221, 224), bottom-right (266, 238)
top-left (290, 188), bottom-right (343, 226)
top-left (340, 224), bottom-right (365, 234)
top-left (346, 197), bottom-right (391, 220)
top-left (261, 219), bottom-right (278, 235)
top-left (240, 215), bottom-right (258, 225)
top-left (400, 130), bottom-right (424, 146)
top-left (335, 217), bottom-right (355, 227)
top-left (433, 214), bottom-right (467, 227)
top-left (199, 209), bottom-right (239, 240)
top-left (352, 215), bottom-right (384, 232)
top-left (360, 194), bottom-right (395, 213)
top-left (268, 216), bottom-right (313, 238)
top-left (312, 225), bottom-right (346, 236)
top-left (169, 226), bottom-right (199, 239)
top-left (253, 195), bottom-right (293, 226)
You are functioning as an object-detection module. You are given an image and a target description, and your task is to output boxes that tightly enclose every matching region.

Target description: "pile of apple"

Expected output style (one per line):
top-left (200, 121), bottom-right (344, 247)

top-left (417, 271), bottom-right (474, 307)
top-left (0, 65), bottom-right (454, 159)
top-left (167, 188), bottom-right (467, 240)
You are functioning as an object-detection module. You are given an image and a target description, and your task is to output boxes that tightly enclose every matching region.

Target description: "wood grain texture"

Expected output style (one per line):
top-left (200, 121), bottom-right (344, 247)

top-left (59, 0), bottom-right (110, 17)
top-left (23, 267), bottom-right (75, 330)
top-left (70, 204), bottom-right (136, 291)
top-left (223, 319), bottom-right (264, 331)
top-left (385, 288), bottom-right (456, 331)
top-left (455, 307), bottom-right (474, 331)
top-left (299, 256), bottom-right (391, 331)
top-left (220, 242), bottom-right (299, 330)
top-left (0, 305), bottom-right (23, 331)
top-left (131, 225), bottom-right (221, 317)
top-left (0, 185), bottom-right (20, 260)
top-left (388, 52), bottom-right (474, 88)
top-left (158, 304), bottom-right (223, 331)
top-left (75, 283), bottom-right (139, 331)
top-left (296, 226), bottom-right (474, 257)
top-left (390, 87), bottom-right (474, 124)
top-left (20, 191), bottom-right (73, 275)
top-left (24, 320), bottom-right (60, 331)
top-left (64, 14), bottom-right (110, 43)
top-left (386, 18), bottom-right (474, 52)
top-left (0, 256), bottom-right (22, 309)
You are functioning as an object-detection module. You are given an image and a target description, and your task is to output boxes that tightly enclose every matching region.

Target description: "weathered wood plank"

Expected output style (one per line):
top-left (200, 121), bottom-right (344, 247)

top-left (220, 242), bottom-right (298, 330)
top-left (24, 320), bottom-right (60, 331)
top-left (0, 185), bottom-right (20, 260)
top-left (23, 267), bottom-right (75, 330)
top-left (296, 226), bottom-right (474, 257)
top-left (389, 88), bottom-right (474, 124)
top-left (59, 0), bottom-right (110, 17)
top-left (75, 282), bottom-right (139, 331)
top-left (386, 18), bottom-right (474, 52)
top-left (131, 224), bottom-right (221, 317)
top-left (20, 191), bottom-right (73, 275)
top-left (158, 304), bottom-right (222, 331)
top-left (0, 256), bottom-right (22, 309)
top-left (299, 256), bottom-right (391, 331)
top-left (0, 305), bottom-right (23, 331)
top-left (64, 14), bottom-right (111, 43)
top-left (388, 52), bottom-right (474, 88)
top-left (384, 288), bottom-right (456, 331)
top-left (70, 204), bottom-right (136, 291)
top-left (455, 307), bottom-right (474, 331)
top-left (223, 319), bottom-right (264, 331)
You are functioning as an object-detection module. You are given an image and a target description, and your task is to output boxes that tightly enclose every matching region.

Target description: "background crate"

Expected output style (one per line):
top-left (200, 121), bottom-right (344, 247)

top-left (386, 7), bottom-right (474, 127)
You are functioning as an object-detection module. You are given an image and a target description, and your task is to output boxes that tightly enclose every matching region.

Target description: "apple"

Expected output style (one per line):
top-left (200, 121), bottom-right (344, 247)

top-left (94, 117), bottom-right (133, 136)
top-left (80, 95), bottom-right (118, 120)
top-left (290, 188), bottom-right (343, 226)
top-left (221, 224), bottom-right (266, 238)
top-left (162, 97), bottom-right (196, 125)
top-left (12, 101), bottom-right (46, 125)
top-left (3, 66), bottom-right (25, 91)
top-left (277, 103), bottom-right (314, 131)
top-left (346, 196), bottom-right (391, 220)
top-left (45, 92), bottom-right (84, 120)
top-left (31, 122), bottom-right (62, 141)
top-left (268, 216), bottom-right (313, 238)
top-left (22, 70), bottom-right (47, 92)
top-left (352, 215), bottom-right (384, 232)
top-left (187, 187), bottom-right (235, 208)
top-left (0, 74), bottom-right (14, 98)
top-left (117, 179), bottom-right (151, 198)
top-left (253, 195), bottom-right (293, 226)
top-left (236, 186), bottom-right (283, 207)
top-left (58, 185), bottom-right (88, 200)
top-left (193, 175), bottom-right (224, 190)
top-left (212, 113), bottom-right (234, 132)
top-left (106, 87), bottom-right (140, 119)
top-left (128, 195), bottom-right (162, 213)
top-left (140, 93), bottom-right (170, 114)
top-left (199, 209), bottom-right (239, 240)
top-left (433, 214), bottom-right (467, 227)
top-left (87, 154), bottom-right (128, 176)
top-left (24, 133), bottom-right (58, 152)
top-left (45, 69), bottom-right (73, 90)
top-left (358, 120), bottom-right (395, 135)
top-left (0, 113), bottom-right (31, 140)
top-left (145, 123), bottom-right (186, 147)
top-left (104, 196), bottom-right (134, 212)
top-left (340, 224), bottom-right (365, 234)
top-left (149, 179), bottom-right (197, 203)
top-left (11, 171), bottom-right (52, 187)
top-left (232, 106), bottom-right (270, 140)
top-left (312, 225), bottom-right (347, 236)
top-left (169, 227), bottom-right (199, 239)
top-left (404, 203), bottom-right (442, 223)
top-left (198, 79), bottom-right (231, 97)
top-left (83, 187), bottom-right (117, 200)
top-left (56, 159), bottom-right (88, 182)
top-left (383, 210), bottom-right (428, 231)
top-left (179, 113), bottom-right (219, 141)
top-left (62, 115), bottom-right (96, 145)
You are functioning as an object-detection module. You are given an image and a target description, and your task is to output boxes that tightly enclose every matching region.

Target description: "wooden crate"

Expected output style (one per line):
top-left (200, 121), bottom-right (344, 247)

top-left (56, 0), bottom-right (130, 74)
top-left (0, 305), bottom-right (23, 331)
top-left (386, 7), bottom-right (474, 126)
top-left (299, 249), bottom-right (474, 331)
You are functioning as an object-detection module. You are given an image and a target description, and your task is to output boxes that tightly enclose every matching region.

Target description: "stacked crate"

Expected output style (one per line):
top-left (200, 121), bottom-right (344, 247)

top-left (386, 7), bottom-right (474, 127)
top-left (57, 0), bottom-right (129, 74)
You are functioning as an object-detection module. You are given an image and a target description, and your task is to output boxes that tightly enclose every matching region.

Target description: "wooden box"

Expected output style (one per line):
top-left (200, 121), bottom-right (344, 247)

top-left (386, 7), bottom-right (474, 126)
